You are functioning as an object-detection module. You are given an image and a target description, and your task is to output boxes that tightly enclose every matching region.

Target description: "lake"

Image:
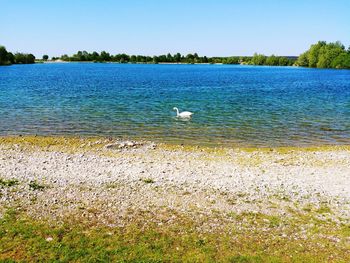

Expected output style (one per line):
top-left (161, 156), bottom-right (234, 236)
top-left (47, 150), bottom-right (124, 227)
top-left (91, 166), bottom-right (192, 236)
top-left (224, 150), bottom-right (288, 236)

top-left (0, 63), bottom-right (349, 147)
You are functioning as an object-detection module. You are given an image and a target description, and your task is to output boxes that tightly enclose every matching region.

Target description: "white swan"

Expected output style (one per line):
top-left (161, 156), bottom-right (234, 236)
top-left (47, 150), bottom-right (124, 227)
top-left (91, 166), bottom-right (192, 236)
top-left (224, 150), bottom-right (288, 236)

top-left (173, 107), bottom-right (193, 118)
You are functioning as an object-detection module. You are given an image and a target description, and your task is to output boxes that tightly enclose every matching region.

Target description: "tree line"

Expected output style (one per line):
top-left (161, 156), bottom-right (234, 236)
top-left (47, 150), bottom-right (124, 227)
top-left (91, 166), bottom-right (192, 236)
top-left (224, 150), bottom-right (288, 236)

top-left (0, 46), bottom-right (35, 65)
top-left (53, 51), bottom-right (296, 66)
top-left (1, 41), bottom-right (350, 69)
top-left (296, 41), bottom-right (350, 69)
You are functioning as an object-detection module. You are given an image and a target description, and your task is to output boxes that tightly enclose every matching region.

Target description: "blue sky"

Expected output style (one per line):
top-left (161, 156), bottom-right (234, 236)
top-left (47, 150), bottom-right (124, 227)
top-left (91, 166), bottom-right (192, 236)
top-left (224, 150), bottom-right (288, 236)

top-left (1, 0), bottom-right (350, 57)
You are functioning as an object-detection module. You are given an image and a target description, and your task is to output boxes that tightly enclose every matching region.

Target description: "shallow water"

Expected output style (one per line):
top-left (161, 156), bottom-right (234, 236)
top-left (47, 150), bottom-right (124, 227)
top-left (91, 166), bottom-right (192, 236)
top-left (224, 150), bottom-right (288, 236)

top-left (0, 63), bottom-right (349, 147)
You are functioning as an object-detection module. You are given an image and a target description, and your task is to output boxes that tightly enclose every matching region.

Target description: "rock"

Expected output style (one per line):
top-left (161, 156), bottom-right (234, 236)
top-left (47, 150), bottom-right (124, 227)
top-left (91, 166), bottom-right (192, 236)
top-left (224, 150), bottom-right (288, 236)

top-left (105, 143), bottom-right (118, 149)
top-left (118, 143), bottom-right (126, 149)
top-left (126, 141), bottom-right (134, 147)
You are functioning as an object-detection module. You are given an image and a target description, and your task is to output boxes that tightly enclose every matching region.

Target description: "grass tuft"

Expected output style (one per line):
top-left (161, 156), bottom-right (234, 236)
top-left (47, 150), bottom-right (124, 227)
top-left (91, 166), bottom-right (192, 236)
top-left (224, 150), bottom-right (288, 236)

top-left (142, 178), bottom-right (155, 184)
top-left (0, 178), bottom-right (19, 187)
top-left (28, 180), bottom-right (46, 191)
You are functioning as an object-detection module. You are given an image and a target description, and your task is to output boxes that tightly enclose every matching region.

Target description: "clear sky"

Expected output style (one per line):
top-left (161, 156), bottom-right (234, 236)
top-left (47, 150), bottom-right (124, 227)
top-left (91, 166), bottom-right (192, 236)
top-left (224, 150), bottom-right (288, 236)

top-left (1, 0), bottom-right (350, 57)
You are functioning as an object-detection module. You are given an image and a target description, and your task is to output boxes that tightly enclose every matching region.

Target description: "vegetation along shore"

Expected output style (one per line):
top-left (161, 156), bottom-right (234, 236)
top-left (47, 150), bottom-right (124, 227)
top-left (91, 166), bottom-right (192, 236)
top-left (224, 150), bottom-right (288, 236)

top-left (1, 41), bottom-right (350, 68)
top-left (1, 136), bottom-right (350, 262)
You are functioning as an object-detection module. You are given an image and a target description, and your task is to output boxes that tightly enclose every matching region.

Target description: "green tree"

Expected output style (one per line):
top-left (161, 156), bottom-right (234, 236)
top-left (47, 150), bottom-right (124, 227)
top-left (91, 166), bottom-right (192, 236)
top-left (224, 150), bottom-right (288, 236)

top-left (265, 55), bottom-right (279, 66)
top-left (14, 53), bottom-right (35, 64)
top-left (224, 57), bottom-right (239, 64)
top-left (152, 56), bottom-right (159, 64)
top-left (251, 53), bottom-right (266, 65)
top-left (306, 41), bottom-right (326, 67)
top-left (0, 46), bottom-right (11, 65)
top-left (296, 52), bottom-right (309, 67)
top-left (130, 55), bottom-right (137, 63)
top-left (91, 51), bottom-right (100, 61)
top-left (331, 53), bottom-right (350, 69)
top-left (7, 52), bottom-right (15, 64)
top-left (316, 42), bottom-right (344, 68)
top-left (186, 54), bottom-right (195, 64)
top-left (61, 54), bottom-right (69, 61)
top-left (174, 53), bottom-right (181, 63)
top-left (166, 53), bottom-right (173, 62)
top-left (278, 57), bottom-right (289, 66)
top-left (298, 41), bottom-right (349, 69)
top-left (100, 51), bottom-right (111, 61)
top-left (42, 55), bottom-right (49, 61)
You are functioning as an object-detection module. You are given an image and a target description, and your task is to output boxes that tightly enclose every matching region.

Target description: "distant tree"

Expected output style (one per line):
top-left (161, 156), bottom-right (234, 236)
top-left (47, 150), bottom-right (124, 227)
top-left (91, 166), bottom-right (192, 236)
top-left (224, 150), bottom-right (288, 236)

top-left (61, 54), bottom-right (69, 61)
top-left (166, 53), bottom-right (173, 62)
top-left (7, 52), bottom-right (15, 64)
top-left (251, 53), bottom-right (266, 65)
top-left (153, 56), bottom-right (159, 64)
top-left (306, 41), bottom-right (326, 67)
top-left (331, 53), bottom-right (350, 69)
top-left (130, 55), bottom-right (137, 63)
top-left (14, 53), bottom-right (35, 64)
top-left (186, 53), bottom-right (194, 60)
top-left (296, 52), bottom-right (309, 67)
top-left (202, 56), bottom-right (208, 63)
top-left (100, 51), bottom-right (111, 61)
top-left (90, 51), bottom-right (100, 61)
top-left (239, 56), bottom-right (250, 64)
top-left (158, 55), bottom-right (167, 62)
top-left (224, 56), bottom-right (239, 64)
top-left (186, 53), bottom-right (195, 64)
top-left (27, 54), bottom-right (35, 63)
top-left (119, 54), bottom-right (129, 63)
top-left (265, 55), bottom-right (279, 66)
top-left (316, 42), bottom-right (344, 68)
top-left (193, 53), bottom-right (199, 63)
top-left (297, 41), bottom-right (350, 69)
top-left (0, 46), bottom-right (11, 65)
top-left (278, 57), bottom-right (289, 66)
top-left (43, 55), bottom-right (49, 61)
top-left (174, 53), bottom-right (181, 63)
top-left (136, 55), bottom-right (145, 63)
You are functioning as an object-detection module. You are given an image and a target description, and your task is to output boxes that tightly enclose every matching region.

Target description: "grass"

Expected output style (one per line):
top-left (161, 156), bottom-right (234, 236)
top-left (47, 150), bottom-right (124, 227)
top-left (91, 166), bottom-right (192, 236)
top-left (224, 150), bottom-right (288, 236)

top-left (0, 178), bottom-right (19, 187)
top-left (28, 180), bottom-right (45, 191)
top-left (316, 205), bottom-right (332, 214)
top-left (142, 178), bottom-right (155, 184)
top-left (0, 209), bottom-right (349, 262)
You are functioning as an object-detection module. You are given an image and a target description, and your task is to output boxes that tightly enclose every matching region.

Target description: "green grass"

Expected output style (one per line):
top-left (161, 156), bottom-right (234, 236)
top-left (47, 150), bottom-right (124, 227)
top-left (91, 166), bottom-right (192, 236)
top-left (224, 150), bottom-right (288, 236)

top-left (142, 178), bottom-right (155, 184)
top-left (316, 205), bottom-right (332, 214)
top-left (28, 180), bottom-right (45, 191)
top-left (0, 209), bottom-right (349, 262)
top-left (0, 178), bottom-right (19, 187)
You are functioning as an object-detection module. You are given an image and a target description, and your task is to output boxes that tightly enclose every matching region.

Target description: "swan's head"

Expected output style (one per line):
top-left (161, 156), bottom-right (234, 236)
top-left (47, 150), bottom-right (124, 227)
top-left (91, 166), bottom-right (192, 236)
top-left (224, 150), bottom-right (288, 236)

top-left (173, 107), bottom-right (178, 111)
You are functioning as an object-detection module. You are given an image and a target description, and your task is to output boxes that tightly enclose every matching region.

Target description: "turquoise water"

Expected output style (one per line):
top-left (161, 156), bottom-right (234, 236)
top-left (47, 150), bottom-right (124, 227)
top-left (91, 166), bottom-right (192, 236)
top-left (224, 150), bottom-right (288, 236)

top-left (0, 63), bottom-right (350, 147)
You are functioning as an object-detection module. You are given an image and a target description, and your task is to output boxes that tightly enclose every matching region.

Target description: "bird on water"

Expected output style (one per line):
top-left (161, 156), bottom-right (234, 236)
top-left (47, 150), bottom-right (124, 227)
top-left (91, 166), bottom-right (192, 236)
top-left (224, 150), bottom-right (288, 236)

top-left (173, 107), bottom-right (193, 118)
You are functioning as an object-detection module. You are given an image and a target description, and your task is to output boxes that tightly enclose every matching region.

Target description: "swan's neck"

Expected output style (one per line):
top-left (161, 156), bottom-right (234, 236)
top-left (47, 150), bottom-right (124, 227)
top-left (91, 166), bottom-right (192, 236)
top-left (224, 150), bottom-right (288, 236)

top-left (175, 108), bottom-right (179, 116)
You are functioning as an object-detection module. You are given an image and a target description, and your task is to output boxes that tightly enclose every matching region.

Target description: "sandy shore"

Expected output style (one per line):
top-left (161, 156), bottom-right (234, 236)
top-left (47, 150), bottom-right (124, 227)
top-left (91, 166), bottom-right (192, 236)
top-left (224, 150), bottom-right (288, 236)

top-left (1, 137), bottom-right (350, 223)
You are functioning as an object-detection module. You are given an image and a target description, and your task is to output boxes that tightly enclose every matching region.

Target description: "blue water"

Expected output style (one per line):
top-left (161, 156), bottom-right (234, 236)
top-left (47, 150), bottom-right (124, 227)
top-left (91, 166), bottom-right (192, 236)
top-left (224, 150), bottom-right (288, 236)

top-left (1, 63), bottom-right (350, 147)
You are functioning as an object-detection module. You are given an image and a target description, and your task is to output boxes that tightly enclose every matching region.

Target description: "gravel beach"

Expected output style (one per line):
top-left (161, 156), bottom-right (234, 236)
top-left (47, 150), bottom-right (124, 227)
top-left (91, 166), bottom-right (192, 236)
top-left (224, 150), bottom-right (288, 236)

top-left (1, 137), bottom-right (350, 261)
top-left (1, 137), bottom-right (350, 226)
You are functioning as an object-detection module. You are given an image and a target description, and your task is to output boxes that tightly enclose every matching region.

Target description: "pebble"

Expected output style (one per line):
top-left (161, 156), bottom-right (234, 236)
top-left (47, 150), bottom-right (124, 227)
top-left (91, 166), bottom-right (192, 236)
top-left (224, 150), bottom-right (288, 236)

top-left (0, 141), bottom-right (349, 231)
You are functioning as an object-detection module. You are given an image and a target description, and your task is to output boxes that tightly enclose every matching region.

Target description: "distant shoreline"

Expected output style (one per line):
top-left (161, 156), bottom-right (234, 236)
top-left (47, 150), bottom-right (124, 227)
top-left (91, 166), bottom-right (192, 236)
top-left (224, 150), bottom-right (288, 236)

top-left (40, 60), bottom-right (224, 65)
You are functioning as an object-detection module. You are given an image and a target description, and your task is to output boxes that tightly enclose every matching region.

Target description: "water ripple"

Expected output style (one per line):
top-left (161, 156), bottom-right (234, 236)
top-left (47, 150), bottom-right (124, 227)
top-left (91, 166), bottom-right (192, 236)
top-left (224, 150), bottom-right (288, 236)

top-left (1, 63), bottom-right (350, 147)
